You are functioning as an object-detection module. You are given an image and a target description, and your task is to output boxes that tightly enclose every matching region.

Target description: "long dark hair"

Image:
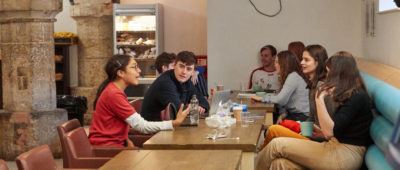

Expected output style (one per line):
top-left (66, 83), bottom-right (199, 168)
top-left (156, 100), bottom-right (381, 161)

top-left (93, 55), bottom-right (132, 109)
top-left (304, 44), bottom-right (328, 89)
top-left (277, 50), bottom-right (308, 89)
top-left (288, 41), bottom-right (305, 61)
top-left (318, 51), bottom-right (367, 105)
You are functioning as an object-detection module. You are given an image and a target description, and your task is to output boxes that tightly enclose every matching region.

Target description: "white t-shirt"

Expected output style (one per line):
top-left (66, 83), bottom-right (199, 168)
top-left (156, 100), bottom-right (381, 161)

top-left (249, 67), bottom-right (280, 91)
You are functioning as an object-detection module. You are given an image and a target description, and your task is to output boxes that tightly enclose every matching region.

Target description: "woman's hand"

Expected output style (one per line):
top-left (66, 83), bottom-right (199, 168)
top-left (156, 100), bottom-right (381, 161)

top-left (311, 124), bottom-right (325, 139)
top-left (275, 113), bottom-right (287, 124)
top-left (172, 104), bottom-right (191, 127)
top-left (251, 96), bottom-right (262, 102)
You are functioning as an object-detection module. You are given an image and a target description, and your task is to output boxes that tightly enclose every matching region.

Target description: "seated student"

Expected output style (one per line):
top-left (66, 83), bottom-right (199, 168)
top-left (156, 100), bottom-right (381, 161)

top-left (141, 51), bottom-right (210, 121)
top-left (252, 51), bottom-right (310, 123)
top-left (249, 45), bottom-right (280, 91)
top-left (261, 44), bottom-right (330, 149)
top-left (88, 55), bottom-right (190, 148)
top-left (155, 52), bottom-right (176, 74)
top-left (191, 55), bottom-right (209, 99)
top-left (288, 41), bottom-right (305, 62)
top-left (256, 51), bottom-right (373, 170)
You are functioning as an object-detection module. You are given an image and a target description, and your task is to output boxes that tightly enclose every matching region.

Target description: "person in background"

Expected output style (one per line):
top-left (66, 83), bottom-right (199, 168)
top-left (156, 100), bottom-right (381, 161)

top-left (260, 44), bottom-right (330, 149)
top-left (251, 51), bottom-right (309, 123)
top-left (155, 52), bottom-right (176, 74)
top-left (249, 45), bottom-right (280, 91)
top-left (88, 55), bottom-right (190, 148)
top-left (141, 51), bottom-right (210, 121)
top-left (190, 55), bottom-right (209, 99)
top-left (288, 41), bottom-right (305, 62)
top-left (256, 51), bottom-right (373, 170)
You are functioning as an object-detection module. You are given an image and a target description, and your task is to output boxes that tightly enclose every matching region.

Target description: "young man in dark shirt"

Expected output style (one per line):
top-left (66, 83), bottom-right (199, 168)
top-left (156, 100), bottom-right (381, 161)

top-left (141, 51), bottom-right (209, 121)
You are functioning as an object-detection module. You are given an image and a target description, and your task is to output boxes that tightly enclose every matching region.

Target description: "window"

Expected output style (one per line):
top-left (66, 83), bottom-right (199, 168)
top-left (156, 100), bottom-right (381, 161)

top-left (379, 0), bottom-right (400, 13)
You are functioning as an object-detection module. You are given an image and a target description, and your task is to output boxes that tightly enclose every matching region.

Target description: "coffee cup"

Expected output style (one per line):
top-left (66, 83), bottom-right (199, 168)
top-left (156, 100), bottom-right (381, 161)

top-left (300, 121), bottom-right (314, 137)
top-left (216, 85), bottom-right (224, 91)
top-left (233, 106), bottom-right (242, 121)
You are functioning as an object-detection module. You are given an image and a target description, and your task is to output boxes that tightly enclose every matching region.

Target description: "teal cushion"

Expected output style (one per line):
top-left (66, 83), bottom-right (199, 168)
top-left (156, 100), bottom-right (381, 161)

top-left (366, 145), bottom-right (393, 170)
top-left (361, 72), bottom-right (400, 124)
top-left (370, 116), bottom-right (393, 152)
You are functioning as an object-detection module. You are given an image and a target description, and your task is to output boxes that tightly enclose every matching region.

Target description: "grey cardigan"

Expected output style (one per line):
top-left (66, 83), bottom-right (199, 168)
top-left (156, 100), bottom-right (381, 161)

top-left (262, 72), bottom-right (310, 116)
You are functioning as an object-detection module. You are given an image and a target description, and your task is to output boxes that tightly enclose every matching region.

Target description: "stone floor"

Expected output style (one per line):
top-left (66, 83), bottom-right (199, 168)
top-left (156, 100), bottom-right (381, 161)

top-left (4, 126), bottom-right (90, 170)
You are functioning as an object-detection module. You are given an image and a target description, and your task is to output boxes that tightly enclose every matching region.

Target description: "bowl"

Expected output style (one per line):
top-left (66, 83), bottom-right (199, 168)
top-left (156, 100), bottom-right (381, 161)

top-left (256, 92), bottom-right (266, 97)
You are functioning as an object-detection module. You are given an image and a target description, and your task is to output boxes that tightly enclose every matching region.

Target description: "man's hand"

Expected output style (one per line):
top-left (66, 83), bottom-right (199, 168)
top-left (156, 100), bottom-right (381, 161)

top-left (198, 106), bottom-right (205, 115)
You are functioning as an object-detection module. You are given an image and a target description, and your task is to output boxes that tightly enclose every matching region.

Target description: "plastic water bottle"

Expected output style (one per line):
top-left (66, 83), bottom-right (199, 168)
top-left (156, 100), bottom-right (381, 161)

top-left (190, 95), bottom-right (199, 124)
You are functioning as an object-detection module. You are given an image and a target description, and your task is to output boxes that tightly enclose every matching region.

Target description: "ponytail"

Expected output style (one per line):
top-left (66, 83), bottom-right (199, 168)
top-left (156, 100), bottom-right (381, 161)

top-left (93, 54), bottom-right (132, 110)
top-left (93, 79), bottom-right (111, 109)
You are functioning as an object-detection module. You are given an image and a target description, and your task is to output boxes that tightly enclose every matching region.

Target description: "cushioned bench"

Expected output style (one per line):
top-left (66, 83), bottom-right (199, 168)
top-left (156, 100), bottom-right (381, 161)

top-left (356, 58), bottom-right (400, 170)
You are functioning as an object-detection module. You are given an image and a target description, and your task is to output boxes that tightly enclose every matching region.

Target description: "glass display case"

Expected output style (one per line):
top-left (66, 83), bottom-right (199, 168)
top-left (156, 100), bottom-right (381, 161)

top-left (113, 4), bottom-right (163, 99)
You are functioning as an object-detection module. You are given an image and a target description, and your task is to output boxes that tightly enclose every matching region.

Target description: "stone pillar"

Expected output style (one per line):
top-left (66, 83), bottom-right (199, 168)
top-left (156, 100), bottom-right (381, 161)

top-left (0, 0), bottom-right (68, 160)
top-left (70, 0), bottom-right (114, 125)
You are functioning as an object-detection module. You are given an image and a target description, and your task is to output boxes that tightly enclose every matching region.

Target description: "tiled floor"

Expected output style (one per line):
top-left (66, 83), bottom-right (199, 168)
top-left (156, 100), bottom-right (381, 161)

top-left (4, 126), bottom-right (90, 170)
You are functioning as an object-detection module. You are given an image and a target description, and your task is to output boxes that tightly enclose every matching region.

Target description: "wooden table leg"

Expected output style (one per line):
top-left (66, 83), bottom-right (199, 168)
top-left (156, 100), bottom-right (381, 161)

top-left (264, 112), bottom-right (273, 126)
top-left (241, 152), bottom-right (254, 170)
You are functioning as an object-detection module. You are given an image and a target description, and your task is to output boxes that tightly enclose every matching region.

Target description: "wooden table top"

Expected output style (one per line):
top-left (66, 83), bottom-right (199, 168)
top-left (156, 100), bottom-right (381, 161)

top-left (99, 150), bottom-right (242, 170)
top-left (143, 118), bottom-right (264, 152)
top-left (230, 90), bottom-right (275, 112)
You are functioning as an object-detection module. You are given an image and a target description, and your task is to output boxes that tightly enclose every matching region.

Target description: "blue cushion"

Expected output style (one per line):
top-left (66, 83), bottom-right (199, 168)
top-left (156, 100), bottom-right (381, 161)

top-left (366, 145), bottom-right (393, 170)
top-left (370, 116), bottom-right (394, 152)
top-left (361, 72), bottom-right (400, 124)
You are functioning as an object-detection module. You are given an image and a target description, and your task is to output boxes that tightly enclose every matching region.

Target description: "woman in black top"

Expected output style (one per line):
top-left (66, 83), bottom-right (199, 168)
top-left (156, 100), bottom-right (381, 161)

top-left (256, 51), bottom-right (373, 170)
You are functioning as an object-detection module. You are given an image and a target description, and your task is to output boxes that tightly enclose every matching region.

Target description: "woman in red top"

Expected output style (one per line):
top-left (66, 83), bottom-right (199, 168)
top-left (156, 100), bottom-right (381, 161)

top-left (89, 54), bottom-right (190, 147)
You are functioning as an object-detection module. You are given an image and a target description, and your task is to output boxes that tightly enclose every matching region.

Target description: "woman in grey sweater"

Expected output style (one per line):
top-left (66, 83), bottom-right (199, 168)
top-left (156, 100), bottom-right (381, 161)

top-left (252, 50), bottom-right (309, 123)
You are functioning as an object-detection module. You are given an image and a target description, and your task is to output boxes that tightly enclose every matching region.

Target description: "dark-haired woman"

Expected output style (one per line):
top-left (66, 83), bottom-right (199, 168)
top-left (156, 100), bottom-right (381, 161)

top-left (251, 51), bottom-right (310, 124)
top-left (288, 41), bottom-right (305, 61)
top-left (260, 45), bottom-right (330, 148)
top-left (256, 51), bottom-right (373, 170)
top-left (88, 55), bottom-right (190, 148)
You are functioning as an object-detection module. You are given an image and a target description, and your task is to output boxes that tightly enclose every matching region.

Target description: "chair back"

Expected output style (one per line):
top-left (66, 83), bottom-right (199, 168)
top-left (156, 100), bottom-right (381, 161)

top-left (129, 99), bottom-right (143, 114)
top-left (16, 145), bottom-right (58, 170)
top-left (161, 103), bottom-right (176, 121)
top-left (65, 127), bottom-right (94, 159)
top-left (57, 118), bottom-right (81, 168)
top-left (0, 159), bottom-right (9, 170)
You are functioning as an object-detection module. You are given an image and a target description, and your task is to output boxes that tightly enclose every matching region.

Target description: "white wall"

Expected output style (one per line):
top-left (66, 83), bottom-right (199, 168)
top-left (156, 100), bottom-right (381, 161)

top-left (121, 0), bottom-right (207, 55)
top-left (208, 0), bottom-right (363, 90)
top-left (55, 0), bottom-right (79, 87)
top-left (363, 0), bottom-right (400, 69)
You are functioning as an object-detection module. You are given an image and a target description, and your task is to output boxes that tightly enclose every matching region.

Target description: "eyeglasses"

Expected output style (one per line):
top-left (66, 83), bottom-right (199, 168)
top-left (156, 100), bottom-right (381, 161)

top-left (131, 64), bottom-right (140, 70)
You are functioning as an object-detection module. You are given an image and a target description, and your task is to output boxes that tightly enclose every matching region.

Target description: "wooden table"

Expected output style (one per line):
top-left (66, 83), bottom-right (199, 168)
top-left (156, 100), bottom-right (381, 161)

top-left (143, 118), bottom-right (264, 169)
top-left (99, 150), bottom-right (242, 170)
top-left (230, 90), bottom-right (275, 112)
top-left (143, 119), bottom-right (263, 152)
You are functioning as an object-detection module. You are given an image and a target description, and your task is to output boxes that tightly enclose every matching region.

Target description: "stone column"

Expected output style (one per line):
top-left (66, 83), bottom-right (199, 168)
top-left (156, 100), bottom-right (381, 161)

top-left (70, 0), bottom-right (114, 125)
top-left (0, 0), bottom-right (67, 160)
